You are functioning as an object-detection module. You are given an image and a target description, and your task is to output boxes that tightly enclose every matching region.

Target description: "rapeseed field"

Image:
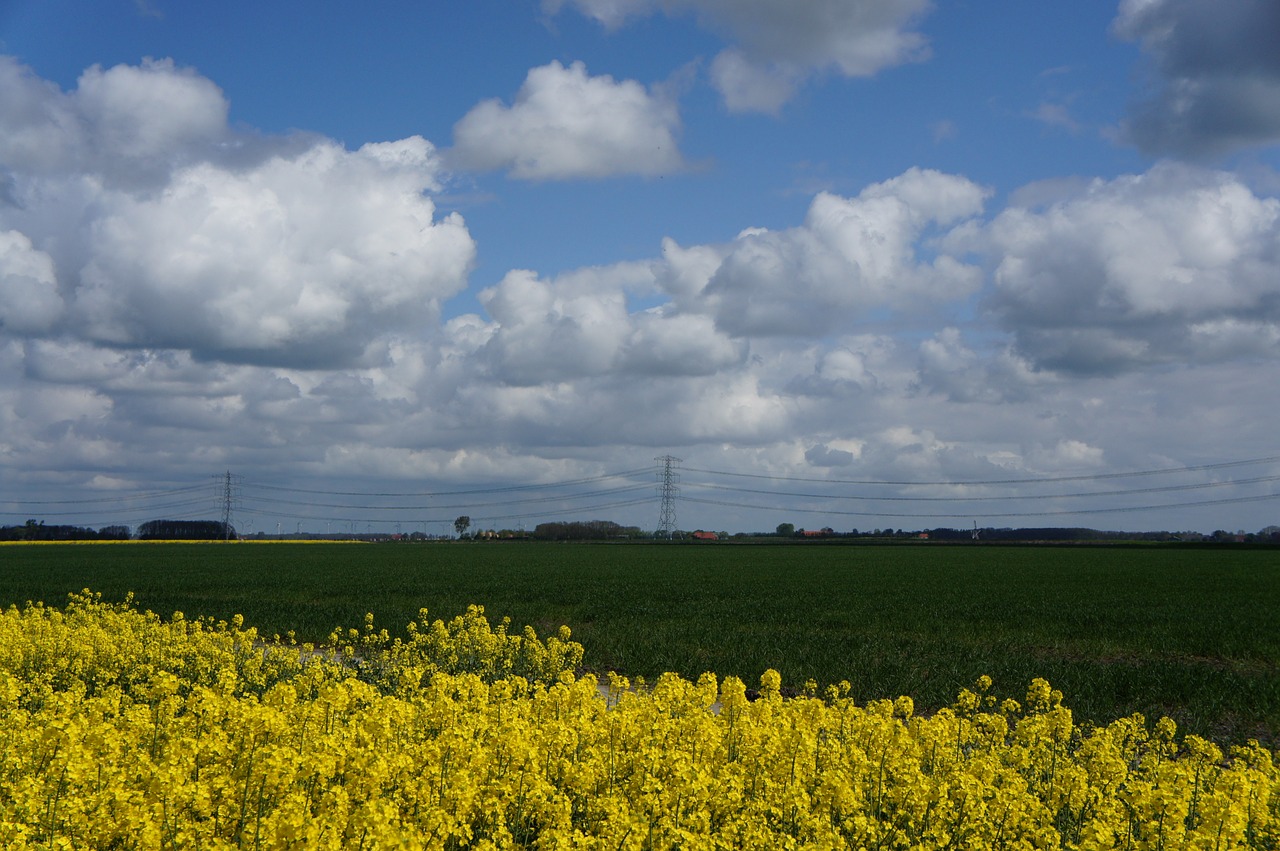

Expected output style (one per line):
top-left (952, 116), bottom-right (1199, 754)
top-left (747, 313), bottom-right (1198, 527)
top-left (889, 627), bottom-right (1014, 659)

top-left (2, 591), bottom-right (1277, 848)
top-left (2, 542), bottom-right (1277, 745)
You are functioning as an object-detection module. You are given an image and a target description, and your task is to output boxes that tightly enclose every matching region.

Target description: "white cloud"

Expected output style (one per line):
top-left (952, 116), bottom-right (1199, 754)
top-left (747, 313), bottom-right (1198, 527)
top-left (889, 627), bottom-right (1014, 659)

top-left (913, 328), bottom-right (1045, 403)
top-left (709, 49), bottom-right (802, 115)
top-left (977, 163), bottom-right (1280, 373)
top-left (654, 237), bottom-right (725, 303)
top-left (451, 60), bottom-right (684, 180)
top-left (815, 343), bottom-right (883, 388)
top-left (690, 168), bottom-right (988, 336)
top-left (545, 0), bottom-right (932, 112)
top-left (805, 443), bottom-right (855, 467)
top-left (477, 268), bottom-right (630, 383)
top-left (686, 0), bottom-right (931, 75)
top-left (622, 311), bottom-right (745, 375)
top-left (9, 44), bottom-right (1280, 536)
top-left (0, 57), bottom-right (476, 368)
top-left (541, 0), bottom-right (653, 29)
top-left (1028, 102), bottom-right (1080, 134)
top-left (474, 261), bottom-right (743, 385)
top-left (0, 56), bottom-right (86, 174)
top-left (73, 137), bottom-right (473, 365)
top-left (1114, 0), bottom-right (1280, 156)
top-left (0, 230), bottom-right (63, 334)
top-left (1027, 439), bottom-right (1105, 472)
top-left (74, 58), bottom-right (229, 162)
top-left (0, 56), bottom-right (229, 187)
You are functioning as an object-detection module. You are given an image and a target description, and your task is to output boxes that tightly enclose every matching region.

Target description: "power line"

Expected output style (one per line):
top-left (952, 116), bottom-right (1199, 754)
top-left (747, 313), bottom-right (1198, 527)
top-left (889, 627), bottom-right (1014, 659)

top-left (681, 454), bottom-right (1280, 487)
top-left (1, 496), bottom-right (215, 521)
top-left (454, 496), bottom-right (657, 526)
top-left (684, 473), bottom-right (1280, 503)
top-left (681, 491), bottom-right (1280, 520)
top-left (7, 452), bottom-right (1279, 533)
top-left (239, 482), bottom-right (653, 512)
top-left (247, 468), bottom-right (651, 498)
top-left (8, 484), bottom-right (209, 505)
top-left (234, 495), bottom-right (657, 528)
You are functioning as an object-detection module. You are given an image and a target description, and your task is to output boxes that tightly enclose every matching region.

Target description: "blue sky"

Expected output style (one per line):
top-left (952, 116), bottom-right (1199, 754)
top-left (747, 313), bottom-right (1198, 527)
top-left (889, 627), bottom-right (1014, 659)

top-left (2, 0), bottom-right (1280, 536)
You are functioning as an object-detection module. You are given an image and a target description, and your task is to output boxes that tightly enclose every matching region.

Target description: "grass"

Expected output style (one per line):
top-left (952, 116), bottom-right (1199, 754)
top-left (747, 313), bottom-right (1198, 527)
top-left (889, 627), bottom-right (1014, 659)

top-left (2, 540), bottom-right (1278, 745)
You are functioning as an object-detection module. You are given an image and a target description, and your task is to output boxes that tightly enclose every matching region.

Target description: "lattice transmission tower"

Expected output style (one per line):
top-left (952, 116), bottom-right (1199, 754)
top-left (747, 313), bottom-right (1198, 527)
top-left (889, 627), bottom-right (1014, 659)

top-left (655, 455), bottom-right (681, 538)
top-left (216, 471), bottom-right (241, 540)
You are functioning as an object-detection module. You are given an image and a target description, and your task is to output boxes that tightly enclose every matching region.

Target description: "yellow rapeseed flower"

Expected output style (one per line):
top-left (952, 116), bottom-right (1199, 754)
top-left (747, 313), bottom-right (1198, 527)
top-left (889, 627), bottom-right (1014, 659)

top-left (0, 592), bottom-right (1276, 849)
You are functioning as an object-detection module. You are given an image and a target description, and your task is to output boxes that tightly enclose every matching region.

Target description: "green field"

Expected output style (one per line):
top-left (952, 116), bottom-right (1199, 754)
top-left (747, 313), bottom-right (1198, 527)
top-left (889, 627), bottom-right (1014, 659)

top-left (2, 541), bottom-right (1278, 746)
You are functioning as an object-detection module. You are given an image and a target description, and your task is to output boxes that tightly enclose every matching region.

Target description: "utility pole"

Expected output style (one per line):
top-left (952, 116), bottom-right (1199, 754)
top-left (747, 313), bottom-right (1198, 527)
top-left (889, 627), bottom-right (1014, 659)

top-left (656, 455), bottom-right (681, 539)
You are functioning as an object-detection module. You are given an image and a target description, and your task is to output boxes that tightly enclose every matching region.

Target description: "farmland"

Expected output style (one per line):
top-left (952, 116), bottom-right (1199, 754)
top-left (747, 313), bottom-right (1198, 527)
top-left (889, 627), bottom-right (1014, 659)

top-left (1, 540), bottom-right (1277, 746)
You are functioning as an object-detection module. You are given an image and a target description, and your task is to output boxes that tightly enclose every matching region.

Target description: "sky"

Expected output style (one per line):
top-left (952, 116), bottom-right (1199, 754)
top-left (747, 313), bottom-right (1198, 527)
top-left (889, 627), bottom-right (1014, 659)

top-left (2, 0), bottom-right (1280, 537)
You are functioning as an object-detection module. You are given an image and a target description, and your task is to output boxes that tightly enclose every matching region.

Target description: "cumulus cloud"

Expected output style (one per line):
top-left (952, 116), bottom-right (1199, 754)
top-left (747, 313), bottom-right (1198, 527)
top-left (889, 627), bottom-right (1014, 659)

top-left (74, 137), bottom-right (473, 365)
top-left (805, 443), bottom-right (855, 467)
top-left (74, 58), bottom-right (229, 163)
top-left (0, 230), bottom-right (63, 334)
top-left (686, 0), bottom-right (931, 76)
top-left (653, 237), bottom-right (724, 304)
top-left (1114, 0), bottom-right (1280, 156)
top-left (709, 49), bottom-right (804, 115)
top-left (0, 56), bottom-right (87, 174)
top-left (671, 168), bottom-right (988, 336)
top-left (477, 268), bottom-right (631, 383)
top-left (0, 55), bottom-right (229, 186)
top-left (545, 0), bottom-right (932, 112)
top-left (450, 60), bottom-right (684, 179)
top-left (474, 262), bottom-right (743, 385)
top-left (7, 48), bottom-right (1278, 534)
top-left (976, 163), bottom-right (1280, 374)
top-left (1027, 439), bottom-right (1105, 472)
top-left (806, 341), bottom-right (888, 392)
top-left (913, 328), bottom-right (1045, 403)
top-left (623, 312), bottom-right (746, 376)
top-left (0, 58), bottom-right (476, 368)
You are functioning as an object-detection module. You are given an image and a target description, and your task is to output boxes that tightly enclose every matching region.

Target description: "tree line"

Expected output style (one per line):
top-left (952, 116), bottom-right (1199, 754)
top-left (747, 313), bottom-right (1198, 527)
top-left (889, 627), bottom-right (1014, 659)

top-left (531, 520), bottom-right (645, 540)
top-left (0, 520), bottom-right (132, 542)
top-left (1, 519), bottom-right (236, 541)
top-left (136, 520), bottom-right (236, 540)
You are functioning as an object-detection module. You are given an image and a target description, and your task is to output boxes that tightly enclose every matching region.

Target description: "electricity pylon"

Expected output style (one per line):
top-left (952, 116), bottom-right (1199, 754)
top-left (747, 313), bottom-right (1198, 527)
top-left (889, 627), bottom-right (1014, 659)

top-left (656, 455), bottom-right (681, 538)
top-left (217, 471), bottom-right (241, 540)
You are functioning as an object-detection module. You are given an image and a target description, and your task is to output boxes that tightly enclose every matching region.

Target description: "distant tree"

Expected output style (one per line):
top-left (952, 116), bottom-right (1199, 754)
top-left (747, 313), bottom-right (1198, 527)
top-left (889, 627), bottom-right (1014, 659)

top-left (775, 522), bottom-right (795, 537)
top-left (531, 520), bottom-right (642, 541)
top-left (138, 520), bottom-right (233, 540)
top-left (1, 520), bottom-right (104, 541)
top-left (454, 516), bottom-right (471, 537)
